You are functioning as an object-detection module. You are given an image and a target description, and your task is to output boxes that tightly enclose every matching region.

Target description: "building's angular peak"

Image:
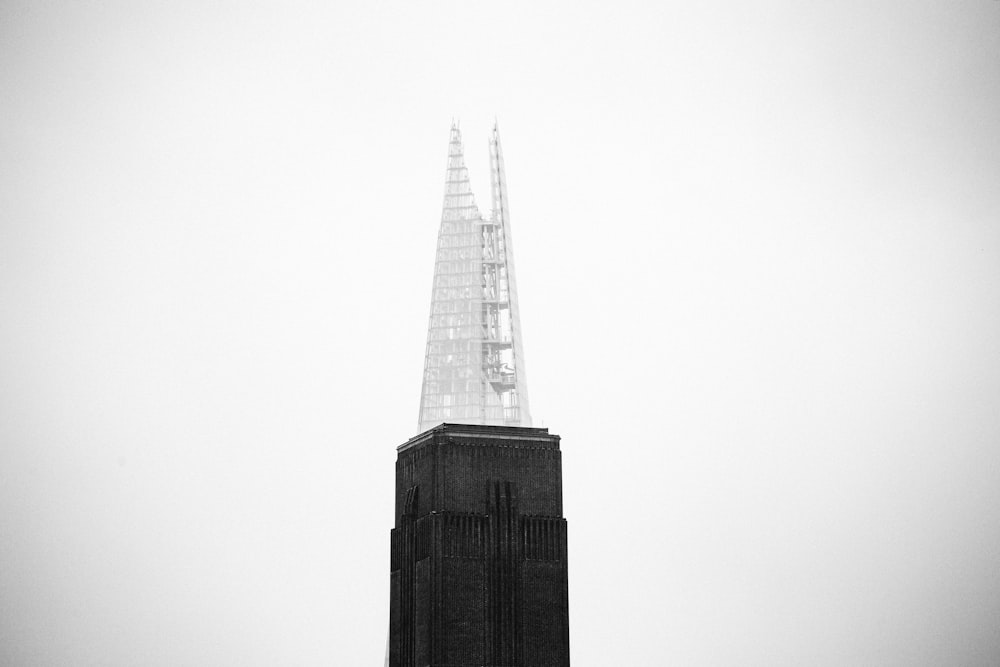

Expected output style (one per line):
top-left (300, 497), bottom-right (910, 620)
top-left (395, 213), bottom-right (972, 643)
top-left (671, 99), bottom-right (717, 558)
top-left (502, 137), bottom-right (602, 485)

top-left (487, 122), bottom-right (531, 428)
top-left (416, 122), bottom-right (532, 434)
top-left (443, 122), bottom-right (480, 212)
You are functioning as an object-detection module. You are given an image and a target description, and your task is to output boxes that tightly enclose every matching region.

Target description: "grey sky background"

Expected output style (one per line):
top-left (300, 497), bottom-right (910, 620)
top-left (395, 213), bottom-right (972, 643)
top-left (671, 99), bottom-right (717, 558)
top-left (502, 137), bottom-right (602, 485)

top-left (2, 1), bottom-right (999, 665)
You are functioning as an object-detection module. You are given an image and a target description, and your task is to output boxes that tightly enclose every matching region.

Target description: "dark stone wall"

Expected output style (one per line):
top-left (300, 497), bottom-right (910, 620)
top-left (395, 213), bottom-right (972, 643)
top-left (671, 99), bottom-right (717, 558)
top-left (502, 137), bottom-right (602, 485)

top-left (389, 424), bottom-right (570, 667)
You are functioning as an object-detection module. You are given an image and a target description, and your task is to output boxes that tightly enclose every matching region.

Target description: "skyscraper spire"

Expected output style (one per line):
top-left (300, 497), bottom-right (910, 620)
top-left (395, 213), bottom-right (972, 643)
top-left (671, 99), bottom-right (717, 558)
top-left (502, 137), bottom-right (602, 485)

top-left (417, 123), bottom-right (532, 433)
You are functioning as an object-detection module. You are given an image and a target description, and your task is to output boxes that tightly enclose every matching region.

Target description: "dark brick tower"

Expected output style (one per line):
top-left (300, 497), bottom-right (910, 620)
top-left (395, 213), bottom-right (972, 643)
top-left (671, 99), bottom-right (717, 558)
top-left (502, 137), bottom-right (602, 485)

top-left (388, 423), bottom-right (570, 667)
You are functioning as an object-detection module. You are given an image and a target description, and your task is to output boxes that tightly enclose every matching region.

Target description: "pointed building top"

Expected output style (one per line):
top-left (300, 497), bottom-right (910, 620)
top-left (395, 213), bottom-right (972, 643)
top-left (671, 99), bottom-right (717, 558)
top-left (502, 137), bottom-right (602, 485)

top-left (416, 123), bottom-right (532, 433)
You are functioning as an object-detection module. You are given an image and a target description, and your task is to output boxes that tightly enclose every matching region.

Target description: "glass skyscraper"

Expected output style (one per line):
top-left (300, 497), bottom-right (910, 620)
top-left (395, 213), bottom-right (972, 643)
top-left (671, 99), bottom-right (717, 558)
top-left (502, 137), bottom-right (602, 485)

top-left (417, 122), bottom-right (532, 433)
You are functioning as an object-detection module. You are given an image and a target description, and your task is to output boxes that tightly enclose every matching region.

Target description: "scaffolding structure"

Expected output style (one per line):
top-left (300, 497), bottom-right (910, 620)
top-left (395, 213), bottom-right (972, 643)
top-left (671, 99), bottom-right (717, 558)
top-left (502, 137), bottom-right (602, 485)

top-left (417, 123), bottom-right (532, 433)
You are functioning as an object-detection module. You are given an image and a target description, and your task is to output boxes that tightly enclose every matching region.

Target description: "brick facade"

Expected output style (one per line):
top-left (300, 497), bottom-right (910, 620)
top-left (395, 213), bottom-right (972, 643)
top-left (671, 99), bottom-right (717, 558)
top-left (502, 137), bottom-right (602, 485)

top-left (389, 424), bottom-right (570, 667)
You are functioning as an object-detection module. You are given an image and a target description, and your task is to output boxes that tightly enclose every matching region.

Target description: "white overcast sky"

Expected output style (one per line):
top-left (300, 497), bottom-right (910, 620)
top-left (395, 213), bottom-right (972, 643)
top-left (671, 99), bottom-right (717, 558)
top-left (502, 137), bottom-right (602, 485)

top-left (2, 2), bottom-right (999, 665)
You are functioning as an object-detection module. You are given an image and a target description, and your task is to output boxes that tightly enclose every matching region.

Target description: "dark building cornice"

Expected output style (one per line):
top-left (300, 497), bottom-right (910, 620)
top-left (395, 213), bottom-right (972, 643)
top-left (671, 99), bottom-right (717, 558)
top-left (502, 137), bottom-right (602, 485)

top-left (398, 423), bottom-right (559, 453)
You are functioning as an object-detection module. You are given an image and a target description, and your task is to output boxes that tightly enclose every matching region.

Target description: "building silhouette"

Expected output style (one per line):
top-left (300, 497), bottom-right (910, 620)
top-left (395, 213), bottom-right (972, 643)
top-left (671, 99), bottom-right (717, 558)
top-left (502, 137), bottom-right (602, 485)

top-left (388, 124), bottom-right (570, 667)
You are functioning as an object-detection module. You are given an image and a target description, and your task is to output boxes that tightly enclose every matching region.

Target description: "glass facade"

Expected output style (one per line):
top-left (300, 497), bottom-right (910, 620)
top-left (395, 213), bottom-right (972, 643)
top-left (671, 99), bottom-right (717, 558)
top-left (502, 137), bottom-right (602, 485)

top-left (417, 124), bottom-right (532, 433)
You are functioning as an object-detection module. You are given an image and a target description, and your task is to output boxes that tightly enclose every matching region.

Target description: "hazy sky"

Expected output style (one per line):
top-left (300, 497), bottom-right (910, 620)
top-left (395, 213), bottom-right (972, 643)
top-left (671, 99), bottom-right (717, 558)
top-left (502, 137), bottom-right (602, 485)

top-left (2, 2), bottom-right (999, 665)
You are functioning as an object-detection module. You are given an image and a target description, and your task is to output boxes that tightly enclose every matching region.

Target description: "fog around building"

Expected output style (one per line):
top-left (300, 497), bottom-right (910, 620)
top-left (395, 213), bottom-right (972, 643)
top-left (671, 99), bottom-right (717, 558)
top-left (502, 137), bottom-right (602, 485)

top-left (2, 2), bottom-right (999, 665)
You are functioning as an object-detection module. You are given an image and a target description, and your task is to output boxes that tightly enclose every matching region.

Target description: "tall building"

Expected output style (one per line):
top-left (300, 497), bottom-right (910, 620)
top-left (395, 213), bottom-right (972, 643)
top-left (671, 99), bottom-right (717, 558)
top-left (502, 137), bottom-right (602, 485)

top-left (388, 124), bottom-right (570, 667)
top-left (417, 122), bottom-right (531, 433)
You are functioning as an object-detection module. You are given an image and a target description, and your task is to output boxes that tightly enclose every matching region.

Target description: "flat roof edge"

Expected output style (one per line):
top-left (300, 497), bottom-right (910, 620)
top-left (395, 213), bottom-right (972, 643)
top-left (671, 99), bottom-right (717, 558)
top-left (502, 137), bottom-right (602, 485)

top-left (397, 423), bottom-right (556, 452)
